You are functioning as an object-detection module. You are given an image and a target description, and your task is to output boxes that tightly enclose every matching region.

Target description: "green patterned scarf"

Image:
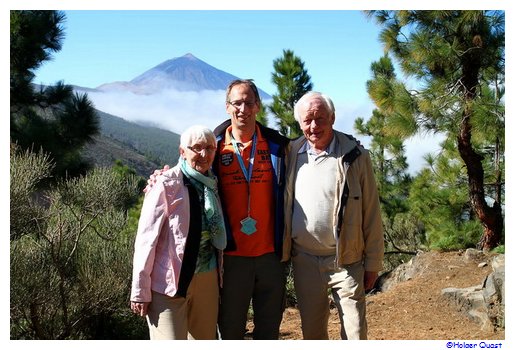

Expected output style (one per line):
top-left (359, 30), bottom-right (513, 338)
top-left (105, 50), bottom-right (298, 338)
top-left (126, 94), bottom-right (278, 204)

top-left (180, 158), bottom-right (227, 250)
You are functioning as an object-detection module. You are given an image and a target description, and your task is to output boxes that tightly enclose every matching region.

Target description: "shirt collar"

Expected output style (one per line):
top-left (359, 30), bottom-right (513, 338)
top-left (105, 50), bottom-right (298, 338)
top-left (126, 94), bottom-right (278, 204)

top-left (223, 124), bottom-right (263, 147)
top-left (298, 135), bottom-right (337, 156)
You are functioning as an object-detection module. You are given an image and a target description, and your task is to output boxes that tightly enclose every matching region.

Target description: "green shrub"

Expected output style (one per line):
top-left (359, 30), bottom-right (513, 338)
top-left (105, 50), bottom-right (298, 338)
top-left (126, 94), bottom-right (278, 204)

top-left (10, 144), bottom-right (140, 339)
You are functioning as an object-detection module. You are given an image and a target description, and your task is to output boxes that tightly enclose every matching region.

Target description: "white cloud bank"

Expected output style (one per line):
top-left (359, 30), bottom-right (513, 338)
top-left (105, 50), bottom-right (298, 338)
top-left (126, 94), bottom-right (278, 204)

top-left (87, 88), bottom-right (229, 134)
top-left (86, 89), bottom-right (442, 175)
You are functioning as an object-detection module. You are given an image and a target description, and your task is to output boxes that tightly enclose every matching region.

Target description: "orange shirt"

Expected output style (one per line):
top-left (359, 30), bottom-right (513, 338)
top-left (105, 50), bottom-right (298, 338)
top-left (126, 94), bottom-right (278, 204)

top-left (217, 125), bottom-right (275, 257)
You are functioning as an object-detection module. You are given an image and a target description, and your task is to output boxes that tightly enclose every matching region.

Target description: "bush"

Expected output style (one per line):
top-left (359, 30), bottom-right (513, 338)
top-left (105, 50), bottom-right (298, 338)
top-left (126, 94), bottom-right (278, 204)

top-left (382, 212), bottom-right (426, 271)
top-left (10, 144), bottom-right (141, 339)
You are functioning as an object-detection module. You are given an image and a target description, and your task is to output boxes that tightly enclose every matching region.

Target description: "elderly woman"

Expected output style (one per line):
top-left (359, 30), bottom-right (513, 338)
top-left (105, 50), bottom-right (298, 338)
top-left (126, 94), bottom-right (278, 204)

top-left (130, 125), bottom-right (226, 340)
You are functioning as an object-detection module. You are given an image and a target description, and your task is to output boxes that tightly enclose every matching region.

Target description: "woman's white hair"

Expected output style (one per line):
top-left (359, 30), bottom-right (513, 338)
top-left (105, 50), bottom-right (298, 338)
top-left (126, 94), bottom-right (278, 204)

top-left (180, 125), bottom-right (216, 148)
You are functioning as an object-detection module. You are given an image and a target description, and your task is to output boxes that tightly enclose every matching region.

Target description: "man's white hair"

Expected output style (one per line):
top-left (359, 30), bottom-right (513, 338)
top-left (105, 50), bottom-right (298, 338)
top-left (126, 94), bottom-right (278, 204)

top-left (294, 91), bottom-right (336, 123)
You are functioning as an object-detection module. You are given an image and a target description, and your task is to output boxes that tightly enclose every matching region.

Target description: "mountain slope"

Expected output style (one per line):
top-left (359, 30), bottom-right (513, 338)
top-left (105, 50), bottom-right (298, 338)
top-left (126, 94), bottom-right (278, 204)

top-left (97, 109), bottom-right (180, 164)
top-left (82, 135), bottom-right (162, 178)
top-left (131, 53), bottom-right (238, 91)
top-left (82, 110), bottom-right (180, 177)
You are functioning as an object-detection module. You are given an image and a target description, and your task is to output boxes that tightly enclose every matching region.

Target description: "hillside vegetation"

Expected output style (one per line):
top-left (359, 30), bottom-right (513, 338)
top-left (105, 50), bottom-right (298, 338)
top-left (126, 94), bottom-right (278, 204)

top-left (83, 110), bottom-right (181, 177)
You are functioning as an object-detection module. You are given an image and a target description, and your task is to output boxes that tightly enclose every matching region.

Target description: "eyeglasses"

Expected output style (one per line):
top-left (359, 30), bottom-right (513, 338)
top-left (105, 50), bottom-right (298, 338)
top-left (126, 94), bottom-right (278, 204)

top-left (187, 145), bottom-right (217, 154)
top-left (227, 100), bottom-right (256, 109)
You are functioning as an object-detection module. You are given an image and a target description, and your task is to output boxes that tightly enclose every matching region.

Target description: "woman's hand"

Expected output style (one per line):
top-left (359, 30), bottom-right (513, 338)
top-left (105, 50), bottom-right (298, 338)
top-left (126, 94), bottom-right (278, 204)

top-left (130, 301), bottom-right (150, 317)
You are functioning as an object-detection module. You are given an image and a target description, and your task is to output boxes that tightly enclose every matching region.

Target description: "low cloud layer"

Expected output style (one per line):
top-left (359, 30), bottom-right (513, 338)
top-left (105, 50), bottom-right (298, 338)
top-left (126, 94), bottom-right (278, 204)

top-left (86, 88), bottom-right (441, 175)
top-left (87, 88), bottom-right (229, 133)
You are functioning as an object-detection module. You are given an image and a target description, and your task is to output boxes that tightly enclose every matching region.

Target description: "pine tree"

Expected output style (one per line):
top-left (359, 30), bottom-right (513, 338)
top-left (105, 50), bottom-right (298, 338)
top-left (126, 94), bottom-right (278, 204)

top-left (256, 107), bottom-right (269, 126)
top-left (355, 55), bottom-right (412, 219)
top-left (408, 138), bottom-right (482, 250)
top-left (367, 10), bottom-right (505, 250)
top-left (269, 49), bottom-right (313, 138)
top-left (10, 10), bottom-right (99, 179)
top-left (355, 55), bottom-right (421, 264)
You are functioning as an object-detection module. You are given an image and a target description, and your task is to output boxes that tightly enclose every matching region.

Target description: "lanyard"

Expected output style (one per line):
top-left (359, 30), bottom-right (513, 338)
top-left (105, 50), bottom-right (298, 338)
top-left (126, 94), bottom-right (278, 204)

top-left (230, 132), bottom-right (258, 235)
top-left (231, 132), bottom-right (257, 183)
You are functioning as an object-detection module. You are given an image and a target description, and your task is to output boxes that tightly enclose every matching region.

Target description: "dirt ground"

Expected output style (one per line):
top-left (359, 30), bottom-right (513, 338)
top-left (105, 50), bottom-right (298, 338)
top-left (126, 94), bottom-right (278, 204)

top-left (251, 251), bottom-right (505, 340)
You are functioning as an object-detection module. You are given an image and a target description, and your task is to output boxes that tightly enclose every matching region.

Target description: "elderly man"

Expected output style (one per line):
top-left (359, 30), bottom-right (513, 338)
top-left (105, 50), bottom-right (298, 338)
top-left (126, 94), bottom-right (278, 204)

top-left (282, 91), bottom-right (384, 340)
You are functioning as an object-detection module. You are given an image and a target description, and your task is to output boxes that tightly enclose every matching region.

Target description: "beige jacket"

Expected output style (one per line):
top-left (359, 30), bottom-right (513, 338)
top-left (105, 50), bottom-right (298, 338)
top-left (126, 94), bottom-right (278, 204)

top-left (281, 130), bottom-right (384, 272)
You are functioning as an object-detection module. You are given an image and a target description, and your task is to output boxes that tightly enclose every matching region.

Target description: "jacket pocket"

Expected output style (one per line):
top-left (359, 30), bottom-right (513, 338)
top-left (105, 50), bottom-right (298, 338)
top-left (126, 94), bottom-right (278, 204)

top-left (339, 222), bottom-right (365, 264)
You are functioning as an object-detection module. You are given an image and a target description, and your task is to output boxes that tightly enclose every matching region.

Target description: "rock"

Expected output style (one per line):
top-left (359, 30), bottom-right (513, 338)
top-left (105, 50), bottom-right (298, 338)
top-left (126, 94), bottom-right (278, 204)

top-left (375, 252), bottom-right (426, 293)
top-left (491, 254), bottom-right (505, 271)
top-left (441, 253), bottom-right (505, 331)
top-left (464, 248), bottom-right (485, 262)
top-left (441, 285), bottom-right (492, 331)
top-left (483, 255), bottom-right (505, 329)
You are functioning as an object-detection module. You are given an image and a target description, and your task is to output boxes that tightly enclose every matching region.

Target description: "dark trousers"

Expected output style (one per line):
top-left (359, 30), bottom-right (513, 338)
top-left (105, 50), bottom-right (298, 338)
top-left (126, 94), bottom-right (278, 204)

top-left (218, 253), bottom-right (286, 339)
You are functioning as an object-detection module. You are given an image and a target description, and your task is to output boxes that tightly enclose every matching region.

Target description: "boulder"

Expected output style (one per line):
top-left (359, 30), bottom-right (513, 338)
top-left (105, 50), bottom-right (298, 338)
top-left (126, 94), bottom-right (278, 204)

top-left (441, 251), bottom-right (504, 331)
top-left (375, 251), bottom-right (426, 293)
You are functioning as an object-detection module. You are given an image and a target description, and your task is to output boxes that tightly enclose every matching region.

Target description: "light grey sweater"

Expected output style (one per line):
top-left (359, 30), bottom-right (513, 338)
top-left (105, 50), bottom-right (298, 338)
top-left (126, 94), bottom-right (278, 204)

top-left (291, 144), bottom-right (339, 256)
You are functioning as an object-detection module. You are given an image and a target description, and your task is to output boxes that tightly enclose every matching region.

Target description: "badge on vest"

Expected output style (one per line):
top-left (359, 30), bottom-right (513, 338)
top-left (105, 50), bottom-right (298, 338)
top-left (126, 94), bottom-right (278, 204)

top-left (220, 153), bottom-right (233, 166)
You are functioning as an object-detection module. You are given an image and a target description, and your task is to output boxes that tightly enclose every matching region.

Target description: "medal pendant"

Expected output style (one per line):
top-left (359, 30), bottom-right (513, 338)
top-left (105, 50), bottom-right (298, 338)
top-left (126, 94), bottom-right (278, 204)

top-left (240, 216), bottom-right (257, 235)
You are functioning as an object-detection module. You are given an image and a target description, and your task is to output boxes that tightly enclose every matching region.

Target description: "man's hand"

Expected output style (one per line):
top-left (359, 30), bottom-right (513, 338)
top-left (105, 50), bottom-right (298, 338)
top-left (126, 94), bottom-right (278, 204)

top-left (143, 165), bottom-right (170, 193)
top-left (364, 271), bottom-right (378, 292)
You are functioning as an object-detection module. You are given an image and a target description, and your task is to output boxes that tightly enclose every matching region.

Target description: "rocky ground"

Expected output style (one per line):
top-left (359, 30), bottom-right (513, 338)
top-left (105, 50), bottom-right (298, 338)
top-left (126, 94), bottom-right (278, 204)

top-left (248, 251), bottom-right (505, 340)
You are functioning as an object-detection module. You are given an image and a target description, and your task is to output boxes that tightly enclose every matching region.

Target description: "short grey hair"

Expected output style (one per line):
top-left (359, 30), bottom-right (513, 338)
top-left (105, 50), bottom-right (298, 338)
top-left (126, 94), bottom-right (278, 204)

top-left (294, 91), bottom-right (335, 123)
top-left (180, 125), bottom-right (216, 148)
top-left (226, 79), bottom-right (262, 105)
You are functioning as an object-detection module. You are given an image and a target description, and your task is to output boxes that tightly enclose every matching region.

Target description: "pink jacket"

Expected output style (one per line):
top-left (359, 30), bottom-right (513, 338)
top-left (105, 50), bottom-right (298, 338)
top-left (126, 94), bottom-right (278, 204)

top-left (130, 165), bottom-right (192, 302)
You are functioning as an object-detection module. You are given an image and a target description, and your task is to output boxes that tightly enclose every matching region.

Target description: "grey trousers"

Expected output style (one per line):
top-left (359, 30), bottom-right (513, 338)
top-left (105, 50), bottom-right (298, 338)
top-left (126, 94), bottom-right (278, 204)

top-left (218, 253), bottom-right (286, 339)
top-left (292, 250), bottom-right (367, 340)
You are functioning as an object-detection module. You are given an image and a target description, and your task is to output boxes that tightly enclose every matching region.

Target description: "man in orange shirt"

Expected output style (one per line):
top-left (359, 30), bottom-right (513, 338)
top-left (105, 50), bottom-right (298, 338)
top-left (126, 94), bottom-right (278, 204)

top-left (143, 79), bottom-right (289, 339)
top-left (212, 80), bottom-right (289, 339)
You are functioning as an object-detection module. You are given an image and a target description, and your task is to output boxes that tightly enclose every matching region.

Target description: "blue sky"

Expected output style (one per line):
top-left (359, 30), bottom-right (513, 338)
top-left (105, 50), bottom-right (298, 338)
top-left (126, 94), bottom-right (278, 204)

top-left (6, 3), bottom-right (510, 176)
top-left (31, 9), bottom-right (448, 174)
top-left (34, 10), bottom-right (382, 106)
top-left (33, 10), bottom-right (387, 133)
